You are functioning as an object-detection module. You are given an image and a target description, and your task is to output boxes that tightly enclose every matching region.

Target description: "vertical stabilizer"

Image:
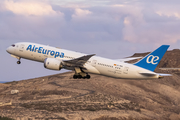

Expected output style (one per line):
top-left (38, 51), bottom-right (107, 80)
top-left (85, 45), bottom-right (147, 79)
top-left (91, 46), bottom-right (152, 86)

top-left (134, 45), bottom-right (170, 71)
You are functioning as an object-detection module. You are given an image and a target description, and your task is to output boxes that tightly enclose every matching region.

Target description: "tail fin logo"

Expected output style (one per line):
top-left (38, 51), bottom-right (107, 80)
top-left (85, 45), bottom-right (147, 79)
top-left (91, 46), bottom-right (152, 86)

top-left (146, 55), bottom-right (159, 65)
top-left (134, 45), bottom-right (169, 71)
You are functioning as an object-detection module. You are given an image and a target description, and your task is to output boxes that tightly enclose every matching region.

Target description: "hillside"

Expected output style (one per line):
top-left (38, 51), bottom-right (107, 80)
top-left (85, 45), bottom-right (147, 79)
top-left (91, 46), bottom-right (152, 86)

top-left (0, 50), bottom-right (180, 120)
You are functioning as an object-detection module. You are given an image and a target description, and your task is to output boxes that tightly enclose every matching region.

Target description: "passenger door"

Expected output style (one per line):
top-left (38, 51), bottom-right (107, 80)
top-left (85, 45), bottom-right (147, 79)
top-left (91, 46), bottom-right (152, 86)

top-left (123, 67), bottom-right (129, 74)
top-left (92, 60), bottom-right (97, 67)
top-left (19, 44), bottom-right (25, 52)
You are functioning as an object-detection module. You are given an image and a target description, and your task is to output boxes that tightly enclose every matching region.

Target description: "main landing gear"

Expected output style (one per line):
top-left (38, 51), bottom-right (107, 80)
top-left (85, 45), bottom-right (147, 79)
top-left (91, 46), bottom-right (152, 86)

top-left (73, 67), bottom-right (91, 79)
top-left (73, 74), bottom-right (90, 79)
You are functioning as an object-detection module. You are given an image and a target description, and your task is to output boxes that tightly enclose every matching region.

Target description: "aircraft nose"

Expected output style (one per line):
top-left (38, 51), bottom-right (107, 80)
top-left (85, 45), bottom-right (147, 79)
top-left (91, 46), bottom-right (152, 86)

top-left (6, 46), bottom-right (14, 54)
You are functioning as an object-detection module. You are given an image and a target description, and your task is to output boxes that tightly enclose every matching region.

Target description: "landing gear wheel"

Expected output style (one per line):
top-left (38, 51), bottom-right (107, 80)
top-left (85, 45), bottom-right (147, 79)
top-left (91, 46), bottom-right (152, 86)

top-left (73, 73), bottom-right (90, 79)
top-left (78, 75), bottom-right (82, 79)
top-left (73, 75), bottom-right (78, 79)
top-left (86, 75), bottom-right (90, 79)
top-left (17, 61), bottom-right (21, 64)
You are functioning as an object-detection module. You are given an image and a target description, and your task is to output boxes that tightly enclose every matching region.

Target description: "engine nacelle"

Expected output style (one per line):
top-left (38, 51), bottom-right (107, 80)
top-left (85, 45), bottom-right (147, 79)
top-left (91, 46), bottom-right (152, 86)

top-left (44, 58), bottom-right (63, 70)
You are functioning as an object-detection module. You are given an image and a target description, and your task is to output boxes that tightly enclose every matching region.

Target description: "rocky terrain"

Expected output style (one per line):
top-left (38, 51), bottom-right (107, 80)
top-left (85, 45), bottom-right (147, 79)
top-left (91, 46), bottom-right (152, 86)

top-left (0, 49), bottom-right (180, 120)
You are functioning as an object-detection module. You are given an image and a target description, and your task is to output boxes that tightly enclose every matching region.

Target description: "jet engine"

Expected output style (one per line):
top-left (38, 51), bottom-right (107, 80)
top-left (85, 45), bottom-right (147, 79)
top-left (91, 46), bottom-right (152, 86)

top-left (44, 58), bottom-right (63, 70)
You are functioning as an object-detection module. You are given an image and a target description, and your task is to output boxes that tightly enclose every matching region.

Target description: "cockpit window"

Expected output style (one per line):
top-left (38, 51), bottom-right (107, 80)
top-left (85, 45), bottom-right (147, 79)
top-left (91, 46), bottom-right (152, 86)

top-left (11, 44), bottom-right (15, 47)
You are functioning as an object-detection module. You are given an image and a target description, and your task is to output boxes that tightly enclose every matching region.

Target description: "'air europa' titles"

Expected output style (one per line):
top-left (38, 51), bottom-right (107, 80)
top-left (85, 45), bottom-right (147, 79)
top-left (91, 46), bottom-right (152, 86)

top-left (26, 45), bottom-right (64, 58)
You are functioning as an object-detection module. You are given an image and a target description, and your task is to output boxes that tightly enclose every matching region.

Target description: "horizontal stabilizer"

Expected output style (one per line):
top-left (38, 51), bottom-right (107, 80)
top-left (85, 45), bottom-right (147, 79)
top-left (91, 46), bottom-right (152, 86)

top-left (139, 72), bottom-right (172, 78)
top-left (157, 73), bottom-right (172, 76)
top-left (116, 57), bottom-right (142, 62)
top-left (139, 73), bottom-right (158, 77)
top-left (159, 68), bottom-right (180, 70)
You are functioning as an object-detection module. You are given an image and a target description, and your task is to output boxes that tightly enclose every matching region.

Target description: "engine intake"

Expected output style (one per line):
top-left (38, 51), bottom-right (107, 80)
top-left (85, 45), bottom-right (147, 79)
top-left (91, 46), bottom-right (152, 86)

top-left (44, 58), bottom-right (63, 70)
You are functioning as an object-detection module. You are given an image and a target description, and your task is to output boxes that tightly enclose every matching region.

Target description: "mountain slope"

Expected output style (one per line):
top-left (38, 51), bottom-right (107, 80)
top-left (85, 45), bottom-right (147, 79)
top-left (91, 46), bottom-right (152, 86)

top-left (0, 50), bottom-right (180, 120)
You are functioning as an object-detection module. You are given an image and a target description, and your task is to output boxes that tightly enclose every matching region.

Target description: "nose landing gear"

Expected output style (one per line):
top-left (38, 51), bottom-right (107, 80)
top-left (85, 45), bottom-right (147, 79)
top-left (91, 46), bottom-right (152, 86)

top-left (17, 57), bottom-right (21, 64)
top-left (17, 61), bottom-right (21, 64)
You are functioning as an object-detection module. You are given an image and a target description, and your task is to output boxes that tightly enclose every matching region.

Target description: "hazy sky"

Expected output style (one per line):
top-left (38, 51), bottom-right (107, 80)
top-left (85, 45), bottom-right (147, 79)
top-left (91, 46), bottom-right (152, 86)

top-left (1, 0), bottom-right (180, 82)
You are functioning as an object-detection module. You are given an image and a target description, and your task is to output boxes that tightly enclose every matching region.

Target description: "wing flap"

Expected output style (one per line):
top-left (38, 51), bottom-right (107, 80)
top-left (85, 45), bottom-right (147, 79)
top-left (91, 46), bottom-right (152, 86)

top-left (63, 54), bottom-right (95, 67)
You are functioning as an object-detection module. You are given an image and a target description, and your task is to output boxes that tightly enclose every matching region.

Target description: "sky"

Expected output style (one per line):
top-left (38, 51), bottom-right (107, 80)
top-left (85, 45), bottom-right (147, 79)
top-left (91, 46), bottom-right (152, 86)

top-left (1, 0), bottom-right (180, 82)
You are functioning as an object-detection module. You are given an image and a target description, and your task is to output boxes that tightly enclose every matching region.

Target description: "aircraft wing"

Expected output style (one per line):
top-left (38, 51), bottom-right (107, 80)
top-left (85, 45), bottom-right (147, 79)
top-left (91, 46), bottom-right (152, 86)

top-left (63, 54), bottom-right (96, 67)
top-left (116, 57), bottom-right (142, 62)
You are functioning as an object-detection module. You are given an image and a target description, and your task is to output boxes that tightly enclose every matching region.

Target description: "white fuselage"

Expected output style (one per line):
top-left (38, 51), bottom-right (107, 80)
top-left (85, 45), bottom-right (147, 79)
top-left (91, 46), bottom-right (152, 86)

top-left (7, 42), bottom-right (159, 79)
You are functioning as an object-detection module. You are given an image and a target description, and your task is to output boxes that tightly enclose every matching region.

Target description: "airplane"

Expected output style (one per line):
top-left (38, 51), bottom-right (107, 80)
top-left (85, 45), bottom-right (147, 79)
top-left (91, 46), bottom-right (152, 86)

top-left (6, 42), bottom-right (171, 79)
